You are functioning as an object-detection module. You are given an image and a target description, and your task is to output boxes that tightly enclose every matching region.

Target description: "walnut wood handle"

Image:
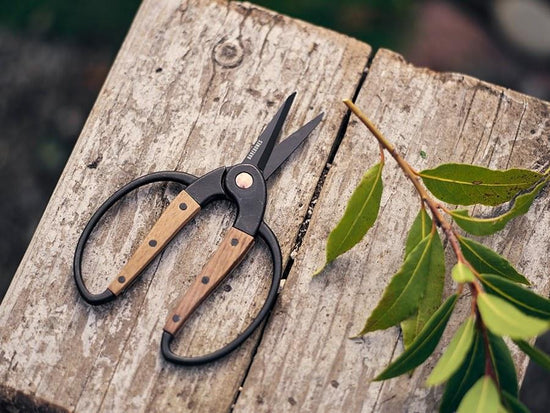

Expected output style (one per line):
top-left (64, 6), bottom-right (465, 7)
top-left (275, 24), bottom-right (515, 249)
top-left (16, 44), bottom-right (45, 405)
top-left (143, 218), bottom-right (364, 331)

top-left (164, 227), bottom-right (254, 335)
top-left (107, 190), bottom-right (200, 295)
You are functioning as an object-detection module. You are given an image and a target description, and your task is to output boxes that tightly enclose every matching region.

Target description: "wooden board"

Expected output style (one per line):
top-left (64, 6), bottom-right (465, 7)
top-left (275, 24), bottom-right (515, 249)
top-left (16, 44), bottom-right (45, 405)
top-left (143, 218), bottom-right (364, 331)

top-left (2, 0), bottom-right (549, 411)
top-left (0, 0), bottom-right (370, 411)
top-left (233, 49), bottom-right (550, 412)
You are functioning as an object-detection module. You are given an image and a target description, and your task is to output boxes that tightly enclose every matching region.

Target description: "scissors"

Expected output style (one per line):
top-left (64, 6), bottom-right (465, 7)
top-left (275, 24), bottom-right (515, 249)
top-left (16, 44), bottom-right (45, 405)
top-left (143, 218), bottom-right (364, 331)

top-left (73, 93), bottom-right (323, 365)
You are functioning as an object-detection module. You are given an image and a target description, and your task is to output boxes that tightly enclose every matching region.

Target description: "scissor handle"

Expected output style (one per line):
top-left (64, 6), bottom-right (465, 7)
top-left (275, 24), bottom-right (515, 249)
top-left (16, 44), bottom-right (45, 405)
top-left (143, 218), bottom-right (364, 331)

top-left (164, 226), bottom-right (254, 334)
top-left (73, 171), bottom-right (198, 304)
top-left (108, 189), bottom-right (201, 295)
top-left (161, 221), bottom-right (282, 365)
top-left (74, 170), bottom-right (282, 366)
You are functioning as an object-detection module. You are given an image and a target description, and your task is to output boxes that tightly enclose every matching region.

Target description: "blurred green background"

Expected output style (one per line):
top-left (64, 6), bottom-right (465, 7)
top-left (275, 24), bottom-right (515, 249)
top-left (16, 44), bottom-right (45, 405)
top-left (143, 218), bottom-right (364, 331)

top-left (0, 0), bottom-right (140, 46)
top-left (0, 0), bottom-right (413, 48)
top-left (0, 0), bottom-right (548, 410)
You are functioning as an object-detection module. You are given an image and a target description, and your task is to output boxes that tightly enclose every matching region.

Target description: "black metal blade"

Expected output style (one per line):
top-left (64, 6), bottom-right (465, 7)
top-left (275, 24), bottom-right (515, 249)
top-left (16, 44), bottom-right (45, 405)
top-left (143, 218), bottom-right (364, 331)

top-left (262, 112), bottom-right (324, 179)
top-left (243, 92), bottom-right (296, 171)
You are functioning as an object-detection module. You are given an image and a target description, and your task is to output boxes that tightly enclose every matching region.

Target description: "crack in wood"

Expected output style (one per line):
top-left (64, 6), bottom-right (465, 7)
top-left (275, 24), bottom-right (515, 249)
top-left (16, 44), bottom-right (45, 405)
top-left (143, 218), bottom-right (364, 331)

top-left (283, 66), bottom-right (371, 271)
top-left (6, 1), bottom-right (547, 412)
top-left (228, 57), bottom-right (373, 413)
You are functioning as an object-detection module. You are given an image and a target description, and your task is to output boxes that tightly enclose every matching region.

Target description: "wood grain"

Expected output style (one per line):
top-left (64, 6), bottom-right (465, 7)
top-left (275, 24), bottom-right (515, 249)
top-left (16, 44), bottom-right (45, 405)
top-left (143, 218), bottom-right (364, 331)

top-left (164, 227), bottom-right (254, 335)
top-left (2, 0), bottom-right (548, 411)
top-left (233, 49), bottom-right (550, 413)
top-left (109, 190), bottom-right (200, 296)
top-left (0, 0), bottom-right (370, 411)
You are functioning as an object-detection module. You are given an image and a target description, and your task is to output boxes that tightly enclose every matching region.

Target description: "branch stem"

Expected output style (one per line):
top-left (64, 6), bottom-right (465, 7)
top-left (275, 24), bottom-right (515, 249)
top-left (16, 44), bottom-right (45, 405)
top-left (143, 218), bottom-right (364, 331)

top-left (344, 100), bottom-right (467, 264)
top-left (344, 99), bottom-right (496, 381)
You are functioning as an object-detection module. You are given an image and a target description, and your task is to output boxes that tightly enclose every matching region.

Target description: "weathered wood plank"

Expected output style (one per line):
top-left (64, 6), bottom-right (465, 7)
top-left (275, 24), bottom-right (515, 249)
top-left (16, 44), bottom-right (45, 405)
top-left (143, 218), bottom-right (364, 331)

top-left (233, 49), bottom-right (550, 412)
top-left (0, 0), bottom-right (370, 411)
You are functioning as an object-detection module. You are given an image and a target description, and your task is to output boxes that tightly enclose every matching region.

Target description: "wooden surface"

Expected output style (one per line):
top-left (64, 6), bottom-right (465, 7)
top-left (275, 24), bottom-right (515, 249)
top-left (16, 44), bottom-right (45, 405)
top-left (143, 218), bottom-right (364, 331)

top-left (0, 0), bottom-right (369, 411)
top-left (1, 0), bottom-right (549, 412)
top-left (233, 50), bottom-right (550, 413)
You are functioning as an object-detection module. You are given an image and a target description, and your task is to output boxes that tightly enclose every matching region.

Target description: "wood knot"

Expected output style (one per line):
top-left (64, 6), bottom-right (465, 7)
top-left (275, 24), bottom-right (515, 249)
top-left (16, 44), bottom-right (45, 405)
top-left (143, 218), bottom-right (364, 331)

top-left (213, 39), bottom-right (244, 68)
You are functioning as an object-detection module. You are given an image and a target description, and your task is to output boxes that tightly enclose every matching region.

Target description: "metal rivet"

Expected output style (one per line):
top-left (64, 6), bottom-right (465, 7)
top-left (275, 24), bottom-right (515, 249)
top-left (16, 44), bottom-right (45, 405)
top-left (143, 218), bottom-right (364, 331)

top-left (149, 239), bottom-right (157, 247)
top-left (235, 172), bottom-right (253, 189)
top-left (179, 202), bottom-right (187, 210)
top-left (118, 276), bottom-right (126, 283)
top-left (201, 276), bottom-right (210, 284)
top-left (230, 238), bottom-right (239, 246)
top-left (172, 314), bottom-right (180, 322)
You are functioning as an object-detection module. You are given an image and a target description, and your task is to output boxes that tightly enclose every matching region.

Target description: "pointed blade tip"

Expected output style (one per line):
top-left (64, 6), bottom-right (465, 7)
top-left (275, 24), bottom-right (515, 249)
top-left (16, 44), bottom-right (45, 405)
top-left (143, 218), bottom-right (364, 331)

top-left (307, 112), bottom-right (324, 127)
top-left (285, 92), bottom-right (297, 106)
top-left (245, 93), bottom-right (296, 169)
top-left (261, 111), bottom-right (323, 179)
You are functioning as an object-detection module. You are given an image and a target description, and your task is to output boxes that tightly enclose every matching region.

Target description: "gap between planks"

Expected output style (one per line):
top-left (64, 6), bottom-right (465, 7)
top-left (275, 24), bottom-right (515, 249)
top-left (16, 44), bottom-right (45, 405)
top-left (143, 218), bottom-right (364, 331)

top-left (229, 58), bottom-right (373, 413)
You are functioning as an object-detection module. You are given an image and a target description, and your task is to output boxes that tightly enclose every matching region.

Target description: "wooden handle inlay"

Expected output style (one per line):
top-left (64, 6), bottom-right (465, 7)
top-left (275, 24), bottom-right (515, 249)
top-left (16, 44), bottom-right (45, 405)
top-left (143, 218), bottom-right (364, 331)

top-left (164, 227), bottom-right (254, 335)
top-left (108, 190), bottom-right (200, 295)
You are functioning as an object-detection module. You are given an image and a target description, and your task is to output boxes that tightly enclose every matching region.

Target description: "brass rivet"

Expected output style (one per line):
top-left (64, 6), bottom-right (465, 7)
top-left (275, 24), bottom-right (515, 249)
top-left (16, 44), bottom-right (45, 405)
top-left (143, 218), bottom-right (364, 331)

top-left (235, 172), bottom-right (253, 189)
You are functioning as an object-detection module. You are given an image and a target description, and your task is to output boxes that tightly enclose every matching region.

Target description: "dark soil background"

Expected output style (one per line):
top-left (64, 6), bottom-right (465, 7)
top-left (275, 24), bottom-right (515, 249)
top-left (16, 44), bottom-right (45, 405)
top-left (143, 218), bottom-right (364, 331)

top-left (0, 0), bottom-right (549, 410)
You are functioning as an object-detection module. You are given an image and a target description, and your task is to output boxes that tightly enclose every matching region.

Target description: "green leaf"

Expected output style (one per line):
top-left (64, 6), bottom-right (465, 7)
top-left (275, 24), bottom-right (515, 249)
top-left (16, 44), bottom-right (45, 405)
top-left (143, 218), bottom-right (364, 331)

top-left (374, 294), bottom-right (457, 380)
top-left (314, 162), bottom-right (383, 275)
top-left (457, 376), bottom-right (500, 413)
top-left (359, 233), bottom-right (438, 334)
top-left (487, 332), bottom-right (518, 396)
top-left (501, 391), bottom-right (531, 413)
top-left (440, 329), bottom-right (485, 413)
top-left (458, 237), bottom-right (529, 284)
top-left (404, 208), bottom-right (432, 257)
top-left (402, 216), bottom-right (445, 348)
top-left (449, 179), bottom-right (548, 235)
top-left (427, 316), bottom-right (476, 386)
top-left (514, 339), bottom-right (550, 372)
top-left (402, 210), bottom-right (432, 347)
top-left (419, 163), bottom-right (543, 206)
top-left (477, 293), bottom-right (549, 339)
top-left (452, 262), bottom-right (476, 283)
top-left (480, 274), bottom-right (550, 320)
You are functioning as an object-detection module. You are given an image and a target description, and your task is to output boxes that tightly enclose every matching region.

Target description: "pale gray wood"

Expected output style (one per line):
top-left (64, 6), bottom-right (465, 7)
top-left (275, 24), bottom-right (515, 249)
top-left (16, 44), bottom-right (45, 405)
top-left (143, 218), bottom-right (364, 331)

top-left (0, 0), bottom-right (370, 411)
top-left (233, 49), bottom-right (550, 413)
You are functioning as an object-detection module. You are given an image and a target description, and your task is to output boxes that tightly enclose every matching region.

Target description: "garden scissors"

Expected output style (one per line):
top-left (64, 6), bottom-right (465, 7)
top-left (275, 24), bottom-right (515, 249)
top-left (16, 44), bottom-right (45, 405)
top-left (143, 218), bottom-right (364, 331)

top-left (73, 93), bottom-right (323, 365)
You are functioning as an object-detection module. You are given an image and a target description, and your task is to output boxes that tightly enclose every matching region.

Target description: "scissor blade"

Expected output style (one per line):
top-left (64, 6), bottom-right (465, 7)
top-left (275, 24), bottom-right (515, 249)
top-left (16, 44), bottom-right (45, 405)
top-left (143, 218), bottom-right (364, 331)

top-left (262, 112), bottom-right (324, 180)
top-left (243, 92), bottom-right (296, 171)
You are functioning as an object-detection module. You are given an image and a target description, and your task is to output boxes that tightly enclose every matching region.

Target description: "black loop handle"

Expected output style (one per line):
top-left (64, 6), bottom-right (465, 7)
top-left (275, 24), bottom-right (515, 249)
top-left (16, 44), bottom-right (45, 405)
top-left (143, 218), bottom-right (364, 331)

top-left (73, 171), bottom-right (197, 305)
top-left (160, 221), bottom-right (282, 365)
top-left (74, 171), bottom-right (282, 366)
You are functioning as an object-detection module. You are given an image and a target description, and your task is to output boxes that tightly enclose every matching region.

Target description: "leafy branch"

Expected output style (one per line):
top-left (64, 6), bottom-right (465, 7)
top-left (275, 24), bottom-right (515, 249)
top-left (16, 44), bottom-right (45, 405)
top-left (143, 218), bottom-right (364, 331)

top-left (315, 99), bottom-right (550, 413)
